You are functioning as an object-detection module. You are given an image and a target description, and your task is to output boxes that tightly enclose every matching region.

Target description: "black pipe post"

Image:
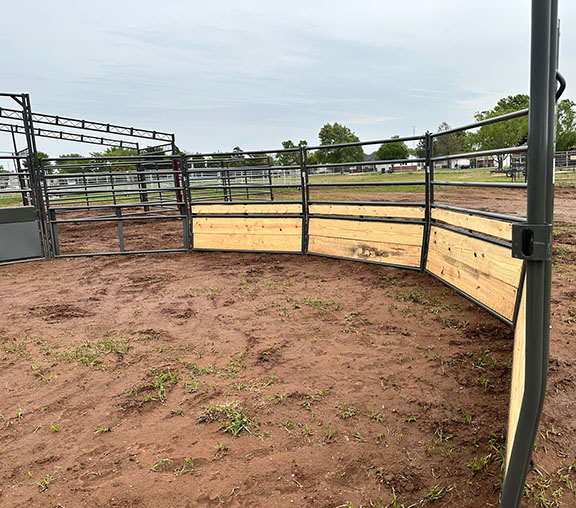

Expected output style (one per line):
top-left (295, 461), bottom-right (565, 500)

top-left (20, 94), bottom-right (51, 259)
top-left (420, 131), bottom-right (433, 272)
top-left (299, 146), bottom-right (309, 255)
top-left (501, 1), bottom-right (558, 507)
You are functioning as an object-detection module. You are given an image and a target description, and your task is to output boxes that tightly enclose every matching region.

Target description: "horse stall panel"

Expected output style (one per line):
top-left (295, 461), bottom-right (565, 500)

top-left (0, 207), bottom-right (43, 262)
top-left (431, 208), bottom-right (515, 241)
top-left (192, 217), bottom-right (303, 252)
top-left (505, 283), bottom-right (526, 471)
top-left (309, 204), bottom-right (425, 220)
top-left (308, 218), bottom-right (424, 268)
top-left (426, 226), bottom-right (523, 321)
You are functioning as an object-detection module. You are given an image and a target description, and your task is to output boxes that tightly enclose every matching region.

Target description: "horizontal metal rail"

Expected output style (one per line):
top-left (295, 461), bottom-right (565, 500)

top-left (43, 154), bottom-right (173, 162)
top-left (306, 134), bottom-right (425, 151)
top-left (431, 145), bottom-right (528, 162)
top-left (0, 155), bottom-right (29, 160)
top-left (45, 169), bottom-right (179, 179)
top-left (46, 187), bottom-right (183, 196)
top-left (308, 214), bottom-right (424, 225)
top-left (432, 181), bottom-right (527, 188)
top-left (430, 109), bottom-right (529, 138)
top-left (189, 184), bottom-right (300, 190)
top-left (307, 181), bottom-right (425, 187)
top-left (308, 200), bottom-right (426, 207)
top-left (51, 215), bottom-right (185, 224)
top-left (50, 201), bottom-right (184, 212)
top-left (57, 249), bottom-right (188, 258)
top-left (307, 158), bottom-right (425, 169)
top-left (431, 204), bottom-right (526, 222)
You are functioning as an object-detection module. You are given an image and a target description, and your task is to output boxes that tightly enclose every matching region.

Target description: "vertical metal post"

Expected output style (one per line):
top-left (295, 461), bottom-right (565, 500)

top-left (299, 147), bottom-right (309, 255)
top-left (178, 154), bottom-right (191, 251)
top-left (420, 132), bottom-right (433, 272)
top-left (267, 156), bottom-right (274, 201)
top-left (110, 172), bottom-right (117, 205)
top-left (82, 173), bottom-right (89, 206)
top-left (137, 161), bottom-right (150, 211)
top-left (19, 94), bottom-right (51, 259)
top-left (501, 1), bottom-right (557, 507)
top-left (116, 206), bottom-right (125, 252)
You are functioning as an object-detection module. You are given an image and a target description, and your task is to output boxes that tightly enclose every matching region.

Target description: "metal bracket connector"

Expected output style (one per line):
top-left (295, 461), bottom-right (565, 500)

top-left (511, 223), bottom-right (553, 261)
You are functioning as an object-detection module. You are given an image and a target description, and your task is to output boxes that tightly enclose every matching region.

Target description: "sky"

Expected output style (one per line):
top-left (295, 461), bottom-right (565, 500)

top-left (1, 0), bottom-right (575, 158)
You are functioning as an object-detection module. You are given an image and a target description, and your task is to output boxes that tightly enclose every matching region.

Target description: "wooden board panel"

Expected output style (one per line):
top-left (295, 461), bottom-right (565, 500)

top-left (429, 226), bottom-right (522, 286)
top-left (192, 204), bottom-right (302, 215)
top-left (309, 218), bottom-right (424, 246)
top-left (309, 235), bottom-right (421, 267)
top-left (193, 217), bottom-right (302, 235)
top-left (194, 233), bottom-right (301, 252)
top-left (309, 204), bottom-right (425, 220)
top-left (432, 208), bottom-right (514, 241)
top-left (192, 217), bottom-right (302, 252)
top-left (426, 227), bottom-right (521, 320)
top-left (505, 284), bottom-right (526, 472)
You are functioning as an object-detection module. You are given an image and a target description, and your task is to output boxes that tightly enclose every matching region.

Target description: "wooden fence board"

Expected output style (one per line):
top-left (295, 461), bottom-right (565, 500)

top-left (308, 235), bottom-right (421, 267)
top-left (309, 204), bottom-right (425, 220)
top-left (309, 218), bottom-right (424, 246)
top-left (192, 204), bottom-right (302, 215)
top-left (432, 208), bottom-right (514, 241)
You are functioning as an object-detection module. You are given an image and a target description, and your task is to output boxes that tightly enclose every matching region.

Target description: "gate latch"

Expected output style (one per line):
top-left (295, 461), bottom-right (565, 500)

top-left (511, 223), bottom-right (553, 261)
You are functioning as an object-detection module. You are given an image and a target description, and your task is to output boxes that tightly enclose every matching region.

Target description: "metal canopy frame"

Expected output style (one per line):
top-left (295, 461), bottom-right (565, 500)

top-left (0, 99), bottom-right (177, 154)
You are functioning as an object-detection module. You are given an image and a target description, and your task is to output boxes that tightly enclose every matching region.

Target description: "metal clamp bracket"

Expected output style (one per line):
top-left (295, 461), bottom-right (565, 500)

top-left (511, 223), bottom-right (553, 260)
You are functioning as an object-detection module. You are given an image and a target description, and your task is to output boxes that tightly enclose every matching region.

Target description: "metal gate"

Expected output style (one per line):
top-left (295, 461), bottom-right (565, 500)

top-left (42, 154), bottom-right (190, 257)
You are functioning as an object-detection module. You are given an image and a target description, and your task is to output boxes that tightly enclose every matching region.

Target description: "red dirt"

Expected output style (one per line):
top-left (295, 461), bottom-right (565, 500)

top-left (1, 189), bottom-right (575, 508)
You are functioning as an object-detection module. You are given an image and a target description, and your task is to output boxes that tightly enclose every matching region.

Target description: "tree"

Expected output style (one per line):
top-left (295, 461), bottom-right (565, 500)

top-left (276, 140), bottom-right (307, 166)
top-left (472, 94), bottom-right (530, 169)
top-left (414, 138), bottom-right (427, 159)
top-left (56, 153), bottom-right (91, 174)
top-left (556, 99), bottom-right (576, 151)
top-left (316, 123), bottom-right (364, 164)
top-left (89, 146), bottom-right (139, 172)
top-left (374, 136), bottom-right (409, 161)
top-left (434, 122), bottom-right (472, 158)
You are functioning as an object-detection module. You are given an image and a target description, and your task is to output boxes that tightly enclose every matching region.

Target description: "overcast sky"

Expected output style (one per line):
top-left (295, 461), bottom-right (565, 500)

top-left (1, 0), bottom-right (575, 157)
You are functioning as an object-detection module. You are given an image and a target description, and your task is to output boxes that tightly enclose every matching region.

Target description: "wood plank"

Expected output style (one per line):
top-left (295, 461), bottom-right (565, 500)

top-left (428, 227), bottom-right (522, 286)
top-left (309, 218), bottom-right (424, 246)
top-left (426, 247), bottom-right (518, 320)
top-left (193, 217), bottom-right (302, 235)
top-left (192, 204), bottom-right (302, 215)
top-left (432, 208), bottom-right (514, 241)
top-left (194, 233), bottom-right (302, 252)
top-left (309, 204), bottom-right (424, 220)
top-left (506, 284), bottom-right (526, 472)
top-left (308, 235), bottom-right (421, 267)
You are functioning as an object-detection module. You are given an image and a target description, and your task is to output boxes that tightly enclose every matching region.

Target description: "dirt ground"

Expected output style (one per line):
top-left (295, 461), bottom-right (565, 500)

top-left (0, 188), bottom-right (575, 508)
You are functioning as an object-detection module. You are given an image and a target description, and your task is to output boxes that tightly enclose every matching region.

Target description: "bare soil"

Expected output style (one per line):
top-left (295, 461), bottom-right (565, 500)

top-left (1, 188), bottom-right (575, 508)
